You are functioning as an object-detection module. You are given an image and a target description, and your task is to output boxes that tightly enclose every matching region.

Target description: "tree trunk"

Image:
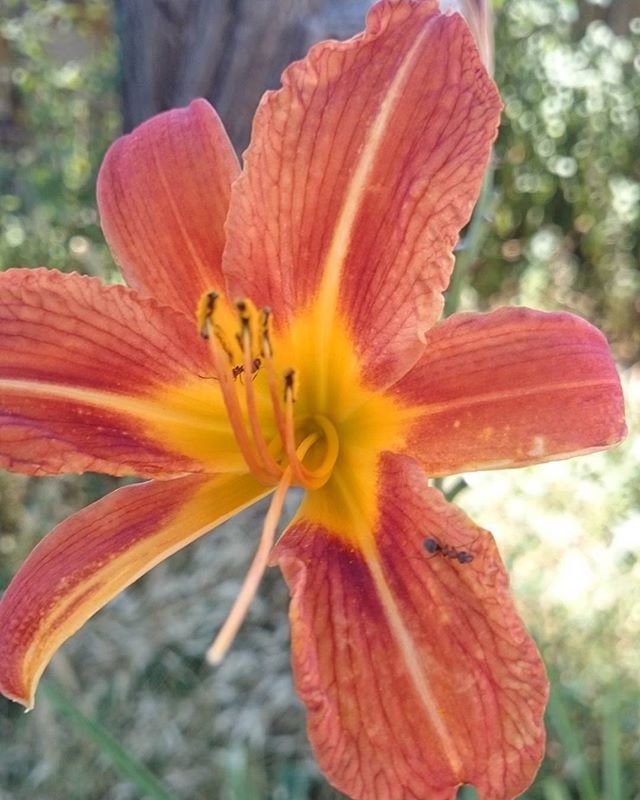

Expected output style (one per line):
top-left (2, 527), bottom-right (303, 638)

top-left (575, 0), bottom-right (640, 36)
top-left (113, 0), bottom-right (370, 152)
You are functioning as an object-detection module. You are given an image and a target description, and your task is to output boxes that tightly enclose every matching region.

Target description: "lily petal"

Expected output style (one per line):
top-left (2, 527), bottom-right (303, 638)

top-left (0, 471), bottom-right (268, 709)
top-left (391, 307), bottom-right (627, 476)
top-left (97, 99), bottom-right (239, 317)
top-left (0, 269), bottom-right (243, 477)
top-left (273, 453), bottom-right (547, 800)
top-left (223, 0), bottom-right (501, 386)
top-left (440, 0), bottom-right (493, 73)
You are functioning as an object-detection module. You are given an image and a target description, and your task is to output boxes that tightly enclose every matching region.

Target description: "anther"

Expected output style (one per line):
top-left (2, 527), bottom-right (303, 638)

top-left (260, 308), bottom-right (273, 357)
top-left (235, 305), bottom-right (251, 349)
top-left (197, 291), bottom-right (219, 339)
top-left (284, 368), bottom-right (297, 403)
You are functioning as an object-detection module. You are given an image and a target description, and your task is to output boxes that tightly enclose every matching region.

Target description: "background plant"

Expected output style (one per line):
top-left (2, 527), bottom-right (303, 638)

top-left (0, 1), bottom-right (638, 798)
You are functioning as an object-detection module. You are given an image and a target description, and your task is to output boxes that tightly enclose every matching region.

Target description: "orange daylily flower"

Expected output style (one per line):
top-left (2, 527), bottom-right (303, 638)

top-left (0, 2), bottom-right (626, 798)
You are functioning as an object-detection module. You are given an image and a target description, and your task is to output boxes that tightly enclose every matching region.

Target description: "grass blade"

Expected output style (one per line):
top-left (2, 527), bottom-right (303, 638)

top-left (602, 691), bottom-right (623, 800)
top-left (540, 775), bottom-right (573, 800)
top-left (41, 679), bottom-right (178, 800)
top-left (546, 682), bottom-right (599, 800)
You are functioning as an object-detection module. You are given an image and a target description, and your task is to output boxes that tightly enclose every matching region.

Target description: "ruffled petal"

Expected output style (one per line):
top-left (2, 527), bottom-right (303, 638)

top-left (440, 0), bottom-right (493, 72)
top-left (0, 471), bottom-right (268, 708)
top-left (97, 99), bottom-right (239, 317)
top-left (273, 453), bottom-right (547, 800)
top-left (0, 269), bottom-right (243, 478)
top-left (391, 307), bottom-right (627, 476)
top-left (223, 0), bottom-right (501, 386)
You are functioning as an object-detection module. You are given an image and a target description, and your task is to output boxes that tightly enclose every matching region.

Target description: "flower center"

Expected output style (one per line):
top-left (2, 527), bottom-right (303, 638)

top-left (196, 291), bottom-right (411, 663)
top-left (197, 290), bottom-right (345, 663)
top-left (196, 291), bottom-right (339, 490)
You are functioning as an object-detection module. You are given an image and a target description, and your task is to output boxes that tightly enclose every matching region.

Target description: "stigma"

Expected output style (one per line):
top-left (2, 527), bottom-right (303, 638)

top-left (196, 290), bottom-right (339, 492)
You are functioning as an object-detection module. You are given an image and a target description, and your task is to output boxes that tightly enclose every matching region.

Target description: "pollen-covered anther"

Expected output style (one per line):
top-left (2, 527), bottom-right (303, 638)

top-left (260, 307), bottom-right (273, 358)
top-left (196, 289), bottom-right (236, 362)
top-left (196, 290), bottom-right (218, 340)
top-left (284, 368), bottom-right (297, 403)
top-left (234, 298), bottom-right (262, 360)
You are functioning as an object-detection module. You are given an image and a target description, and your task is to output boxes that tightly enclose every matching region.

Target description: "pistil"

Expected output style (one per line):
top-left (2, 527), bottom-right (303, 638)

top-left (206, 466), bottom-right (292, 665)
top-left (206, 431), bottom-right (320, 664)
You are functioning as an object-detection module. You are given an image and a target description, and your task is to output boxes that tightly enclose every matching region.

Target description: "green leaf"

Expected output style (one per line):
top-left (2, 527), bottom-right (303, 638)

top-left (546, 683), bottom-right (598, 800)
top-left (540, 775), bottom-right (573, 800)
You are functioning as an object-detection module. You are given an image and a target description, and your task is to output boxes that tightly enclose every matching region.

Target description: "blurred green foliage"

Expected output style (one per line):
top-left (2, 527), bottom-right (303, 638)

top-left (0, 1), bottom-right (638, 799)
top-left (483, 0), bottom-right (640, 363)
top-left (0, 0), bottom-right (118, 275)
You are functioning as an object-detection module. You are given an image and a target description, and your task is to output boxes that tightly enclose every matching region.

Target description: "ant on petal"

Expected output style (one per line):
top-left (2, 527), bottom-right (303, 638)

top-left (423, 536), bottom-right (474, 564)
top-left (232, 357), bottom-right (262, 382)
top-left (199, 357), bottom-right (262, 382)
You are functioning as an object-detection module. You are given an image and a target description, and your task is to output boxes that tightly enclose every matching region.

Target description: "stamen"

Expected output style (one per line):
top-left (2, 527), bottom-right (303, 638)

top-left (197, 291), bottom-right (235, 361)
top-left (197, 293), bottom-right (338, 492)
top-left (234, 300), bottom-right (253, 354)
top-left (238, 308), bottom-right (282, 479)
top-left (199, 292), bottom-right (273, 484)
top-left (260, 308), bottom-right (288, 446)
top-left (197, 291), bottom-right (217, 340)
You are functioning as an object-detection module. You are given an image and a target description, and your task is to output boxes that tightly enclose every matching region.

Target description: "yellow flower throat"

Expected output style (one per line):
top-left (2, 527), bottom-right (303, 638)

top-left (196, 291), bottom-right (341, 491)
top-left (192, 289), bottom-right (411, 663)
top-left (195, 290), bottom-right (408, 499)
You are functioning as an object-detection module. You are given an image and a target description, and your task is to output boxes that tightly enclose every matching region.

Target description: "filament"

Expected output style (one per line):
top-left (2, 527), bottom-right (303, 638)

top-left (239, 319), bottom-right (282, 479)
top-left (206, 468), bottom-right (291, 665)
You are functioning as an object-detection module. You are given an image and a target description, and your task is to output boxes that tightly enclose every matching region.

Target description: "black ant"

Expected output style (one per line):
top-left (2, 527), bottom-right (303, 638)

top-left (231, 357), bottom-right (262, 381)
top-left (198, 357), bottom-right (262, 383)
top-left (423, 536), bottom-right (474, 564)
